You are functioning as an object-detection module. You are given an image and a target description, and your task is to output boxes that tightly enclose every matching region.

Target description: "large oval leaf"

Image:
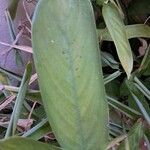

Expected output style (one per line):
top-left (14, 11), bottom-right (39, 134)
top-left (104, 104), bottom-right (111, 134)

top-left (102, 2), bottom-right (133, 78)
top-left (32, 0), bottom-right (108, 149)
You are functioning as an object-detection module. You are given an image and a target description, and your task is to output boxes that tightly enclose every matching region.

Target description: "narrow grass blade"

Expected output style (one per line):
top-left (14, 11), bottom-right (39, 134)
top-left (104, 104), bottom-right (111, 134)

top-left (12, 63), bottom-right (32, 134)
top-left (0, 67), bottom-right (22, 81)
top-left (126, 78), bottom-right (150, 115)
top-left (102, 2), bottom-right (133, 78)
top-left (22, 118), bottom-right (51, 140)
top-left (5, 10), bottom-right (16, 40)
top-left (5, 63), bottom-right (32, 138)
top-left (134, 83), bottom-right (150, 101)
top-left (132, 94), bottom-right (150, 125)
top-left (107, 96), bottom-right (141, 119)
top-left (5, 10), bottom-right (23, 66)
top-left (109, 123), bottom-right (124, 137)
top-left (8, 0), bottom-right (20, 20)
top-left (101, 52), bottom-right (119, 69)
top-left (104, 70), bottom-right (121, 85)
top-left (118, 120), bottom-right (144, 149)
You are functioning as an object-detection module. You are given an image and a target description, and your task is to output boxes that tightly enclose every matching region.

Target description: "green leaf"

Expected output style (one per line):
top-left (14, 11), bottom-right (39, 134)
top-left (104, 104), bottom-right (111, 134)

top-left (98, 24), bottom-right (150, 41)
top-left (104, 70), bottom-right (121, 85)
top-left (8, 0), bottom-right (20, 20)
top-left (0, 137), bottom-right (61, 150)
top-left (5, 63), bottom-right (32, 138)
top-left (101, 52), bottom-right (119, 69)
top-left (125, 24), bottom-right (150, 39)
top-left (134, 76), bottom-right (150, 101)
top-left (102, 2), bottom-right (133, 78)
top-left (32, 0), bottom-right (108, 149)
top-left (118, 120), bottom-right (144, 150)
top-left (5, 10), bottom-right (16, 40)
top-left (126, 78), bottom-right (150, 116)
top-left (132, 94), bottom-right (150, 125)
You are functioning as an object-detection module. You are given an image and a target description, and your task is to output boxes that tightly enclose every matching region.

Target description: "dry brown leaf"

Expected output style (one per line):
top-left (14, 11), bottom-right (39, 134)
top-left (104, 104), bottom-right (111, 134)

top-left (0, 41), bottom-right (33, 53)
top-left (29, 73), bottom-right (38, 85)
top-left (17, 119), bottom-right (33, 130)
top-left (138, 38), bottom-right (148, 57)
top-left (0, 95), bottom-right (16, 111)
